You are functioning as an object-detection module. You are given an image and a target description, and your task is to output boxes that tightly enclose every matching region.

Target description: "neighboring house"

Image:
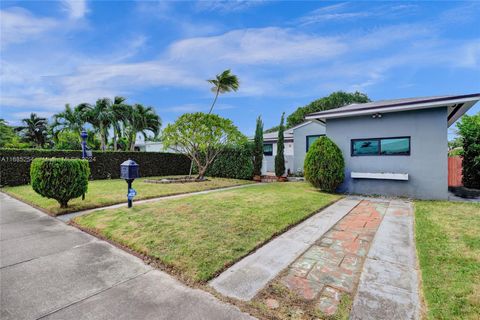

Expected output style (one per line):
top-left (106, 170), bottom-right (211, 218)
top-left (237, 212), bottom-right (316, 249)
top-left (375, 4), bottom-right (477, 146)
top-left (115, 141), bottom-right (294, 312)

top-left (134, 141), bottom-right (178, 153)
top-left (259, 120), bottom-right (326, 175)
top-left (306, 93), bottom-right (480, 200)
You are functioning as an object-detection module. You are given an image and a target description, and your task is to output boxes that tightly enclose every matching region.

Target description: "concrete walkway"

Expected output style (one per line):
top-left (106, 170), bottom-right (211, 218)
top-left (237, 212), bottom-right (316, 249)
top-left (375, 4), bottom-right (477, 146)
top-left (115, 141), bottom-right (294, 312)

top-left (57, 182), bottom-right (260, 222)
top-left (0, 193), bottom-right (253, 320)
top-left (280, 199), bottom-right (389, 315)
top-left (350, 199), bottom-right (420, 320)
top-left (209, 197), bottom-right (361, 301)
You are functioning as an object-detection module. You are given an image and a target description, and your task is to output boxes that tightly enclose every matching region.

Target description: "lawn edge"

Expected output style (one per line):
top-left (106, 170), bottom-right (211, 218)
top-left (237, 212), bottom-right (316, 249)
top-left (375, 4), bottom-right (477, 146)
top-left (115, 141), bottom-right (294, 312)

top-left (71, 193), bottom-right (344, 285)
top-left (0, 181), bottom-right (256, 216)
top-left (412, 202), bottom-right (428, 320)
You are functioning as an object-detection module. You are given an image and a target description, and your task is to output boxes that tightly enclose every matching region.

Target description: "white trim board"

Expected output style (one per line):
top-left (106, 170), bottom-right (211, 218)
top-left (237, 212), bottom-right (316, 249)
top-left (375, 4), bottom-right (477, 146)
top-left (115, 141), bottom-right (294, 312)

top-left (351, 172), bottom-right (409, 181)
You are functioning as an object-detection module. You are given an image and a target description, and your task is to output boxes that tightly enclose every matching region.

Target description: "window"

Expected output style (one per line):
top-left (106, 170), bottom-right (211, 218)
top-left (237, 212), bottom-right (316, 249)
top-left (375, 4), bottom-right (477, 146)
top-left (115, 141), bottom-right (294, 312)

top-left (306, 135), bottom-right (324, 152)
top-left (351, 137), bottom-right (410, 156)
top-left (263, 143), bottom-right (273, 156)
top-left (380, 138), bottom-right (410, 155)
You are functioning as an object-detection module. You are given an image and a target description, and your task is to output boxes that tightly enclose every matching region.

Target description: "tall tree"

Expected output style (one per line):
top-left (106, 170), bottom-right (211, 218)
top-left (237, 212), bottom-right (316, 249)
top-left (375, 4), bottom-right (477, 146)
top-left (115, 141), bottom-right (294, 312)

top-left (0, 119), bottom-right (16, 147)
top-left (253, 116), bottom-right (264, 177)
top-left (162, 113), bottom-right (246, 180)
top-left (110, 96), bottom-right (129, 151)
top-left (456, 112), bottom-right (480, 188)
top-left (15, 113), bottom-right (49, 148)
top-left (52, 104), bottom-right (85, 141)
top-left (77, 98), bottom-right (115, 151)
top-left (287, 91), bottom-right (370, 128)
top-left (275, 113), bottom-right (286, 178)
top-left (124, 104), bottom-right (161, 151)
top-left (207, 69), bottom-right (239, 114)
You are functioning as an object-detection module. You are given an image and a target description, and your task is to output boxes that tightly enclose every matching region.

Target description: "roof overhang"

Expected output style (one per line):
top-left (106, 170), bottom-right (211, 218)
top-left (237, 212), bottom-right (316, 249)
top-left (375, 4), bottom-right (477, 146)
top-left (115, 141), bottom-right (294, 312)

top-left (305, 94), bottom-right (480, 127)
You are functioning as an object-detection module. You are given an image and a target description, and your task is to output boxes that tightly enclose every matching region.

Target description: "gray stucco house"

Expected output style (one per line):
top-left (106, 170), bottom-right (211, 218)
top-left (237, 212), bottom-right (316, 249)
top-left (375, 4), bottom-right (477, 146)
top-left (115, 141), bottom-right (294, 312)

top-left (306, 93), bottom-right (480, 200)
top-left (260, 120), bottom-right (325, 174)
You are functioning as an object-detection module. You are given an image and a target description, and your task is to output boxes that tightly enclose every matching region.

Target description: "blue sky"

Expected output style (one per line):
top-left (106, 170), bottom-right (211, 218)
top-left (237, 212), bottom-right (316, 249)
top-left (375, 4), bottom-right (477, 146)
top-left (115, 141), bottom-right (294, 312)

top-left (1, 1), bottom-right (479, 138)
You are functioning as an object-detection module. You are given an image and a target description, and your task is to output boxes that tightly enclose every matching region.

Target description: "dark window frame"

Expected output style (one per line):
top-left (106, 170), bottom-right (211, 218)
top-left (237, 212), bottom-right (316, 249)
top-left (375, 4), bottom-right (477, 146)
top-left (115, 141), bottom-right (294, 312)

top-left (351, 136), bottom-right (411, 157)
top-left (263, 143), bottom-right (273, 156)
top-left (306, 134), bottom-right (325, 152)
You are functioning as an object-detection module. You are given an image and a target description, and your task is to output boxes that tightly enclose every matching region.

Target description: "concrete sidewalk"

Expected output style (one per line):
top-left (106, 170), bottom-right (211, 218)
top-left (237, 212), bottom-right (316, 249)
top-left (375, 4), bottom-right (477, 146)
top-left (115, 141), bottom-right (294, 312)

top-left (0, 193), bottom-right (254, 320)
top-left (210, 198), bottom-right (361, 301)
top-left (350, 199), bottom-right (420, 320)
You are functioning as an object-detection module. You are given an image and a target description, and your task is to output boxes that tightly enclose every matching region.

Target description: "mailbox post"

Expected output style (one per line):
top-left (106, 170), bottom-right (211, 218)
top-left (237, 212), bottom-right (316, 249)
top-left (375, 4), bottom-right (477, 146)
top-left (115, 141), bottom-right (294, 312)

top-left (80, 130), bottom-right (88, 159)
top-left (120, 159), bottom-right (139, 208)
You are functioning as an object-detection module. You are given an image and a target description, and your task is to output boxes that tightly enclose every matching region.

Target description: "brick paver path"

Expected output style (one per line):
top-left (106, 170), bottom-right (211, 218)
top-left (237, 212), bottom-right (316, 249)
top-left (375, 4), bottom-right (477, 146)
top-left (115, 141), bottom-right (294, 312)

top-left (281, 199), bottom-right (389, 315)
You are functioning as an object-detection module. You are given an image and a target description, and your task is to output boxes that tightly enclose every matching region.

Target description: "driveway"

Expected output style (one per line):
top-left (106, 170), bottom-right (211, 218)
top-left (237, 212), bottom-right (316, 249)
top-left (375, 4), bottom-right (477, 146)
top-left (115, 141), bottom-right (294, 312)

top-left (0, 193), bottom-right (253, 320)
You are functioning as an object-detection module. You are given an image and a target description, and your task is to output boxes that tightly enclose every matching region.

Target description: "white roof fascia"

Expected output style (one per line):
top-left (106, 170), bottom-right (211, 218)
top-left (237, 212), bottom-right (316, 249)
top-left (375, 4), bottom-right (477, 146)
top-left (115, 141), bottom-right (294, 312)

top-left (305, 97), bottom-right (479, 121)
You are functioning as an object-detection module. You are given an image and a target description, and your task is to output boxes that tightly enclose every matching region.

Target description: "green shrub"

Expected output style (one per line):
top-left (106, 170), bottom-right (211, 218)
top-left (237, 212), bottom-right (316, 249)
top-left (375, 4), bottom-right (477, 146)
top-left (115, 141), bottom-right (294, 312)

top-left (0, 149), bottom-right (191, 186)
top-left (304, 136), bottom-right (344, 192)
top-left (456, 112), bottom-right (480, 189)
top-left (194, 143), bottom-right (254, 180)
top-left (275, 113), bottom-right (286, 177)
top-left (30, 158), bottom-right (90, 208)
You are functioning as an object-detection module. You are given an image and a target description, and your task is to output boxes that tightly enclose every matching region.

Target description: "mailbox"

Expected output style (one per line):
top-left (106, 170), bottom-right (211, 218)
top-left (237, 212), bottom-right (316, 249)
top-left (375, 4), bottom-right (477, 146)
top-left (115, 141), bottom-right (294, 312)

top-left (120, 159), bottom-right (139, 180)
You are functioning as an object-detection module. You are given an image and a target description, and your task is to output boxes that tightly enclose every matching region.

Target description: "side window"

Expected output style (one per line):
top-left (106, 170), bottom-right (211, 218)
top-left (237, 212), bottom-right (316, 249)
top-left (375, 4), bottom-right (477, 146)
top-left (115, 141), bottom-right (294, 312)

top-left (263, 143), bottom-right (273, 156)
top-left (306, 135), bottom-right (323, 152)
top-left (352, 139), bottom-right (380, 156)
top-left (351, 137), bottom-right (410, 156)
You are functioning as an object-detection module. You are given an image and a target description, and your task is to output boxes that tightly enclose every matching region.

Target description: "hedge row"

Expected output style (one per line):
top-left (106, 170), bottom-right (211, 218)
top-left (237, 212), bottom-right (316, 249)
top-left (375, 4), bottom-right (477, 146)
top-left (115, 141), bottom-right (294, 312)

top-left (0, 149), bottom-right (191, 186)
top-left (195, 144), bottom-right (254, 180)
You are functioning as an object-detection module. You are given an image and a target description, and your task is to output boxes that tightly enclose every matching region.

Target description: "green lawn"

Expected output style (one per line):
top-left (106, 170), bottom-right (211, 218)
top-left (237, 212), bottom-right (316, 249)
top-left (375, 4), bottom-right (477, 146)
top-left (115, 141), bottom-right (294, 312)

top-left (2, 177), bottom-right (253, 215)
top-left (74, 182), bottom-right (341, 282)
top-left (415, 200), bottom-right (480, 320)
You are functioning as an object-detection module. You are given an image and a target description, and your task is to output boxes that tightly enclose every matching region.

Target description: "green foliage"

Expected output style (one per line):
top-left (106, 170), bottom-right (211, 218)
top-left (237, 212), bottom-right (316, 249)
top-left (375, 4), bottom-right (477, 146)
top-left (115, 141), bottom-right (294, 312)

top-left (286, 91), bottom-right (370, 128)
top-left (162, 112), bottom-right (247, 179)
top-left (30, 158), bottom-right (90, 208)
top-left (0, 149), bottom-right (191, 186)
top-left (207, 69), bottom-right (240, 114)
top-left (124, 103), bottom-right (161, 151)
top-left (0, 119), bottom-right (17, 147)
top-left (264, 125), bottom-right (279, 133)
top-left (203, 143), bottom-right (254, 180)
top-left (456, 112), bottom-right (480, 188)
top-left (253, 116), bottom-right (264, 176)
top-left (304, 136), bottom-right (345, 192)
top-left (53, 131), bottom-right (82, 150)
top-left (275, 113), bottom-right (286, 177)
top-left (15, 113), bottom-right (50, 148)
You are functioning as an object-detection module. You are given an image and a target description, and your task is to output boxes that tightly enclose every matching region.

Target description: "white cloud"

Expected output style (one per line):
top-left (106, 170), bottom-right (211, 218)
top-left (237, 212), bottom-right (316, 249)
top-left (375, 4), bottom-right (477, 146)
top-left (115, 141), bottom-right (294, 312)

top-left (195, 0), bottom-right (266, 12)
top-left (61, 0), bottom-right (88, 19)
top-left (168, 27), bottom-right (347, 65)
top-left (0, 7), bottom-right (57, 48)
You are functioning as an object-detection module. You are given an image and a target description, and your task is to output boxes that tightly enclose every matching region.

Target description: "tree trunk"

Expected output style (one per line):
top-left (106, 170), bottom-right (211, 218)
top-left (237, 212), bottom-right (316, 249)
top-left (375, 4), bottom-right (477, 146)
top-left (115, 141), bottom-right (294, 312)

top-left (196, 167), bottom-right (207, 180)
top-left (208, 89), bottom-right (220, 114)
top-left (59, 200), bottom-right (68, 208)
top-left (99, 123), bottom-right (106, 151)
top-left (113, 127), bottom-right (117, 151)
top-left (130, 132), bottom-right (136, 151)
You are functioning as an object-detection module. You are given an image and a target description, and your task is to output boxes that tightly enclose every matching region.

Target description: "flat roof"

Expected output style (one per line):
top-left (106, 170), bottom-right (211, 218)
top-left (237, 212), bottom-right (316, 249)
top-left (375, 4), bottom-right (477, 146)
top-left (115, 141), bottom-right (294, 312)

top-left (305, 93), bottom-right (480, 127)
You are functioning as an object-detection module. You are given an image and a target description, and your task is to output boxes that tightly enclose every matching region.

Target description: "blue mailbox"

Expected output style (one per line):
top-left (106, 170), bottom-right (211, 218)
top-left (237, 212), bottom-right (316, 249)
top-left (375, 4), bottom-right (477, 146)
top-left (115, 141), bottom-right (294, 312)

top-left (120, 159), bottom-right (139, 180)
top-left (120, 159), bottom-right (139, 208)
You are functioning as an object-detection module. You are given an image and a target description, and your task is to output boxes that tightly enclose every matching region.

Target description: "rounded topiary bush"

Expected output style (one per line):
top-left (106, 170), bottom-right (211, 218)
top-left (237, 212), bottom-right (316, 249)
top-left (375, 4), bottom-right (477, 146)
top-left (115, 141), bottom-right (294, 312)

top-left (30, 158), bottom-right (90, 208)
top-left (304, 136), bottom-right (345, 192)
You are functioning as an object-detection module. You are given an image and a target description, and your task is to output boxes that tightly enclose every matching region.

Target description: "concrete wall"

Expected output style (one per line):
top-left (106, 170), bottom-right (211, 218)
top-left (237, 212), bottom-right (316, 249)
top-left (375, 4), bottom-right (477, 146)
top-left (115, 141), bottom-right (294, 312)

top-left (326, 107), bottom-right (448, 200)
top-left (262, 140), bottom-right (294, 174)
top-left (293, 122), bottom-right (326, 173)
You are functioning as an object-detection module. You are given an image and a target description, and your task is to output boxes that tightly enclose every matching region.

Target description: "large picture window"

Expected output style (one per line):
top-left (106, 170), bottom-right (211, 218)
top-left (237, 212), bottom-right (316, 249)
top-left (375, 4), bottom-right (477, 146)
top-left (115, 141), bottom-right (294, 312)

top-left (351, 137), bottom-right (410, 156)
top-left (263, 143), bottom-right (273, 156)
top-left (306, 135), bottom-right (324, 152)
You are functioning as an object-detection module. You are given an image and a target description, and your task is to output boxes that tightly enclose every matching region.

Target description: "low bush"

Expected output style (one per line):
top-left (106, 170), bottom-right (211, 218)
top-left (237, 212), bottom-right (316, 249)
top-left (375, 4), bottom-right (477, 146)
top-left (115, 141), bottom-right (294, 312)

top-left (304, 136), bottom-right (344, 192)
top-left (31, 158), bottom-right (90, 208)
top-left (0, 149), bottom-right (191, 186)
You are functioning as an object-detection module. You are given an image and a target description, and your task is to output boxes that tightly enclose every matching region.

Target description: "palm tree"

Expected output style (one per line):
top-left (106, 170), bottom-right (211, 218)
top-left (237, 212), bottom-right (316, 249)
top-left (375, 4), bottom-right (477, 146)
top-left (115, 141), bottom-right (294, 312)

top-left (206, 69), bottom-right (239, 114)
top-left (77, 98), bottom-right (115, 151)
top-left (124, 104), bottom-right (161, 151)
top-left (52, 104), bottom-right (84, 141)
top-left (15, 113), bottom-right (49, 148)
top-left (110, 97), bottom-right (129, 151)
